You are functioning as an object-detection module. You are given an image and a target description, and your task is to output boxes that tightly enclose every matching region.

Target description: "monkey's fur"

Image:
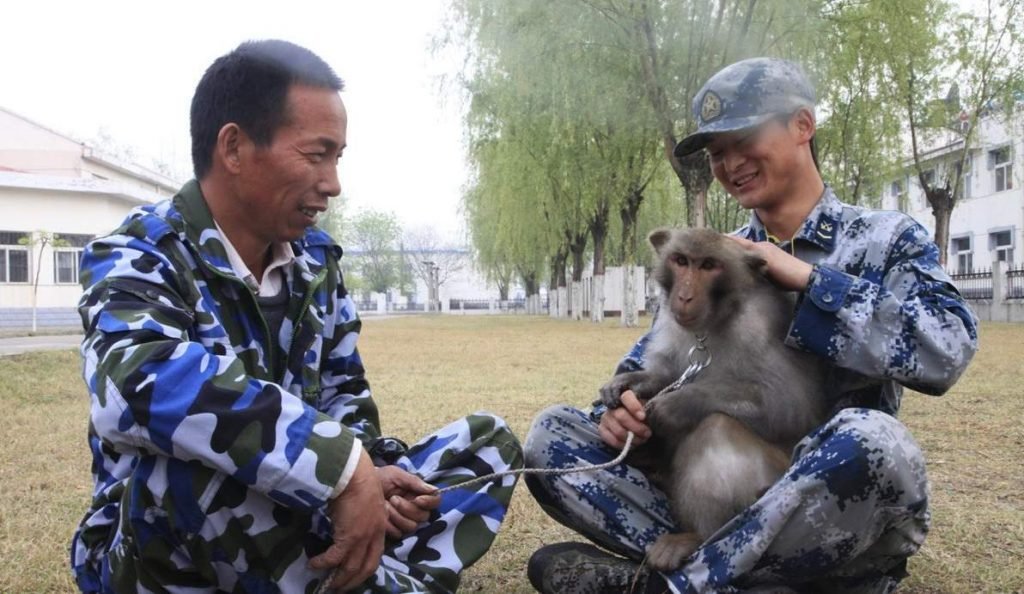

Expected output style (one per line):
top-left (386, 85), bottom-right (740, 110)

top-left (599, 228), bottom-right (829, 571)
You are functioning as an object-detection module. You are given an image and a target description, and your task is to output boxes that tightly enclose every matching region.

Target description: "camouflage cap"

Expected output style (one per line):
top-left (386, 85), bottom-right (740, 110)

top-left (674, 57), bottom-right (816, 158)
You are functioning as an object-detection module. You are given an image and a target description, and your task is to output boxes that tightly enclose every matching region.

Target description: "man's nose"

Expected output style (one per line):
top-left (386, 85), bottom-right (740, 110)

top-left (722, 148), bottom-right (746, 173)
top-left (320, 164), bottom-right (342, 197)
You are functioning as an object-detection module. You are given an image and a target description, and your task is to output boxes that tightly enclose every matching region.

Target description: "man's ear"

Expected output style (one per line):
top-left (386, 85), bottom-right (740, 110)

top-left (791, 107), bottom-right (816, 144)
top-left (215, 123), bottom-right (244, 175)
top-left (648, 228), bottom-right (673, 253)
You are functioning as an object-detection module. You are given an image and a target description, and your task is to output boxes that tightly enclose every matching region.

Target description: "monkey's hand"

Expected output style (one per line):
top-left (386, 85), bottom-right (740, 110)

top-left (598, 371), bottom-right (663, 408)
top-left (647, 532), bottom-right (702, 571)
top-left (645, 387), bottom-right (697, 437)
top-left (598, 373), bottom-right (635, 408)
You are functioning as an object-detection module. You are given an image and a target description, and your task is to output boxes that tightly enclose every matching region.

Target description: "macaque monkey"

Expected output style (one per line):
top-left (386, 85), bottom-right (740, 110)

top-left (599, 228), bottom-right (829, 570)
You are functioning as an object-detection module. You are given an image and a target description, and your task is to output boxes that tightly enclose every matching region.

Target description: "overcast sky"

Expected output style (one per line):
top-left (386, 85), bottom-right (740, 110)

top-left (2, 1), bottom-right (989, 246)
top-left (0, 0), bottom-right (468, 241)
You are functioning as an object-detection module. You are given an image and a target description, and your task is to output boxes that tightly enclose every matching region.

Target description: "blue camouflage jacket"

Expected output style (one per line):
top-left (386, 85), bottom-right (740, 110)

top-left (616, 187), bottom-right (978, 415)
top-left (71, 180), bottom-right (378, 587)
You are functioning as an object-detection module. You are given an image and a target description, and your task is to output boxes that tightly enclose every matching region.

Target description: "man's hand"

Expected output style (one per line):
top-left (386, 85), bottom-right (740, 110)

top-left (727, 235), bottom-right (814, 291)
top-left (309, 448), bottom-right (387, 592)
top-left (375, 466), bottom-right (441, 539)
top-left (598, 390), bottom-right (652, 450)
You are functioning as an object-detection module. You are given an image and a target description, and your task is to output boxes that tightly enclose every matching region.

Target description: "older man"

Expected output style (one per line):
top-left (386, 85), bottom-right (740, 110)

top-left (71, 40), bottom-right (522, 594)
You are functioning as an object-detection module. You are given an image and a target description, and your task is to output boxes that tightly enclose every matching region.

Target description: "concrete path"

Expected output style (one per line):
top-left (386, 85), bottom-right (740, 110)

top-left (0, 315), bottom-right (404, 357)
top-left (0, 334), bottom-right (82, 357)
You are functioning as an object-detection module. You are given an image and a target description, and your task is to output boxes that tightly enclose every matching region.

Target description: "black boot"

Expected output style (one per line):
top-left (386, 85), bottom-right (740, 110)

top-left (527, 542), bottom-right (669, 594)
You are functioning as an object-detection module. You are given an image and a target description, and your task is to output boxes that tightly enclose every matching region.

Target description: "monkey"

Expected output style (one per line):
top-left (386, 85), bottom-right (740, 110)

top-left (598, 227), bottom-right (830, 571)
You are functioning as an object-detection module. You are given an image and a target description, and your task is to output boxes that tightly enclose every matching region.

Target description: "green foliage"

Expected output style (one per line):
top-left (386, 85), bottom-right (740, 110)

top-left (446, 0), bottom-right (1023, 274)
top-left (345, 209), bottom-right (403, 296)
top-left (873, 0), bottom-right (1023, 263)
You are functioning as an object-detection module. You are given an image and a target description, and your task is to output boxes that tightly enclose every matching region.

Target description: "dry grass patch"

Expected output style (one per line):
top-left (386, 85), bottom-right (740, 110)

top-left (0, 317), bottom-right (1020, 593)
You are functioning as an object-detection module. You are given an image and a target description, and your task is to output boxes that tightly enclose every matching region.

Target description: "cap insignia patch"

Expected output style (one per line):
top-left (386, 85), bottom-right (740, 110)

top-left (700, 91), bottom-right (722, 123)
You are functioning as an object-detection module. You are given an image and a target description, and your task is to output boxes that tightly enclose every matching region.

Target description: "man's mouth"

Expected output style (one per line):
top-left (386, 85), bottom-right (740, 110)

top-left (299, 206), bottom-right (323, 221)
top-left (732, 171), bottom-right (758, 189)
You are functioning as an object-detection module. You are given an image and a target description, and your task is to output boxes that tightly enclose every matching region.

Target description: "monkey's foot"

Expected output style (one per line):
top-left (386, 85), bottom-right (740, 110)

top-left (646, 532), bottom-right (703, 571)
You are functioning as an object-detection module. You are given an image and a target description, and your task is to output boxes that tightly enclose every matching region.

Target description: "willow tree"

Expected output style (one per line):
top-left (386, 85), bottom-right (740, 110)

top-left (813, 1), bottom-right (906, 206)
top-left (447, 0), bottom-right (670, 324)
top-left (882, 0), bottom-right (1023, 265)
top-left (576, 0), bottom-right (827, 227)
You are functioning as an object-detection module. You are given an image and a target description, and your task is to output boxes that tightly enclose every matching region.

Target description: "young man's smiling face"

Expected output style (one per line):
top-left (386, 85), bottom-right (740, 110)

top-left (234, 84), bottom-right (347, 244)
top-left (704, 111), bottom-right (812, 212)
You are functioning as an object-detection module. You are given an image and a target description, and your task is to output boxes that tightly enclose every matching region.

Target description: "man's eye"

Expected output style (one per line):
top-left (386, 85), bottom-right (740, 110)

top-left (307, 152), bottom-right (325, 163)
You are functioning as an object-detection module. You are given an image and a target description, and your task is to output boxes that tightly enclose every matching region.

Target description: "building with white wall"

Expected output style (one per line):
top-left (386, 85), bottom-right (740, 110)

top-left (880, 109), bottom-right (1023, 273)
top-left (0, 106), bottom-right (180, 328)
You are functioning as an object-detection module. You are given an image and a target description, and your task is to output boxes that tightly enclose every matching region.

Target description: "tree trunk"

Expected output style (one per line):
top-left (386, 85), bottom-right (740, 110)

top-left (557, 252), bottom-right (570, 319)
top-left (570, 236), bottom-right (586, 321)
top-left (549, 250), bottom-right (570, 319)
top-left (931, 197), bottom-right (953, 268)
top-left (620, 190), bottom-right (643, 327)
top-left (592, 274), bottom-right (605, 323)
top-left (31, 236), bottom-right (46, 334)
top-left (571, 281), bottom-right (583, 321)
top-left (590, 208), bottom-right (608, 323)
top-left (622, 265), bottom-right (638, 328)
top-left (679, 151), bottom-right (714, 228)
top-left (548, 257), bottom-right (560, 319)
top-left (522, 272), bottom-right (537, 315)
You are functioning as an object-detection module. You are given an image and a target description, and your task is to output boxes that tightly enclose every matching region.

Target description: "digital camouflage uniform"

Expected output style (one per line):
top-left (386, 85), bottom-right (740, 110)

top-left (525, 186), bottom-right (979, 593)
top-left (71, 180), bottom-right (523, 594)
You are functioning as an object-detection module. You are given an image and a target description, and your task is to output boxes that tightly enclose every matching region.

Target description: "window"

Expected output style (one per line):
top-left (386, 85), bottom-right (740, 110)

top-left (890, 180), bottom-right (903, 197)
top-left (921, 169), bottom-right (935, 187)
top-left (0, 231), bottom-right (30, 283)
top-left (52, 233), bottom-right (92, 284)
top-left (990, 230), bottom-right (1014, 264)
top-left (951, 236), bottom-right (972, 272)
top-left (990, 146), bottom-right (1013, 192)
top-left (961, 154), bottom-right (973, 199)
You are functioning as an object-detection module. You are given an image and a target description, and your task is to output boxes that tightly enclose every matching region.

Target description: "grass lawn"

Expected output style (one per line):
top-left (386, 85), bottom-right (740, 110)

top-left (0, 316), bottom-right (1021, 593)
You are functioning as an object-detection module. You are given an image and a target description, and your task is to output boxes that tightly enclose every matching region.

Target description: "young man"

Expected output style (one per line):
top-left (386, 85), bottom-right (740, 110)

top-left (71, 40), bottom-right (522, 594)
top-left (524, 57), bottom-right (978, 593)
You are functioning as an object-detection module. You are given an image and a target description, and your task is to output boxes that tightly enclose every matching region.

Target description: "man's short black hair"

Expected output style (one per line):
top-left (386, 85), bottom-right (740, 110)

top-left (190, 39), bottom-right (344, 179)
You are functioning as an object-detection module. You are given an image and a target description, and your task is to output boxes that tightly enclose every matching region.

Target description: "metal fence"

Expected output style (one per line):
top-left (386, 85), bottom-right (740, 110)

top-left (949, 268), bottom-right (993, 300)
top-left (1006, 265), bottom-right (1024, 300)
top-left (948, 266), bottom-right (1024, 300)
top-left (390, 302), bottom-right (426, 312)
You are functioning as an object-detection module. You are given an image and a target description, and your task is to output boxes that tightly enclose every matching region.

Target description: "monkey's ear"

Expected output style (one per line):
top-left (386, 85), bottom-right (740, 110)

top-left (744, 251), bottom-right (769, 276)
top-left (648, 229), bottom-right (672, 252)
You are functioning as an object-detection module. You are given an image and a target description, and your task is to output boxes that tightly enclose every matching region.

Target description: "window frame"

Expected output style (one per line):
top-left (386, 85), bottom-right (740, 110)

top-left (52, 247), bottom-right (84, 285)
top-left (991, 146), bottom-right (1013, 193)
top-left (50, 233), bottom-right (92, 285)
top-left (951, 234), bottom-right (973, 273)
top-left (0, 231), bottom-right (31, 284)
top-left (989, 228), bottom-right (1015, 265)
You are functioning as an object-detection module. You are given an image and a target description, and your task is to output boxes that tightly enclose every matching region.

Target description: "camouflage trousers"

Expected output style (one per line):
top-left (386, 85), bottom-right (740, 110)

top-left (79, 412), bottom-right (523, 594)
top-left (524, 406), bottom-right (929, 594)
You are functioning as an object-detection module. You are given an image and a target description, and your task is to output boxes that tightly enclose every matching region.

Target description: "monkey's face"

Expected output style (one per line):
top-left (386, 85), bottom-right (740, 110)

top-left (649, 228), bottom-right (766, 333)
top-left (664, 250), bottom-right (725, 331)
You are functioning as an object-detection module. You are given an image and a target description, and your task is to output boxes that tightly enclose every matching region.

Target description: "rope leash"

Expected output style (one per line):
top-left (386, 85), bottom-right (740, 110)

top-left (430, 336), bottom-right (710, 495)
top-left (315, 433), bottom-right (639, 594)
top-left (316, 337), bottom-right (711, 593)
